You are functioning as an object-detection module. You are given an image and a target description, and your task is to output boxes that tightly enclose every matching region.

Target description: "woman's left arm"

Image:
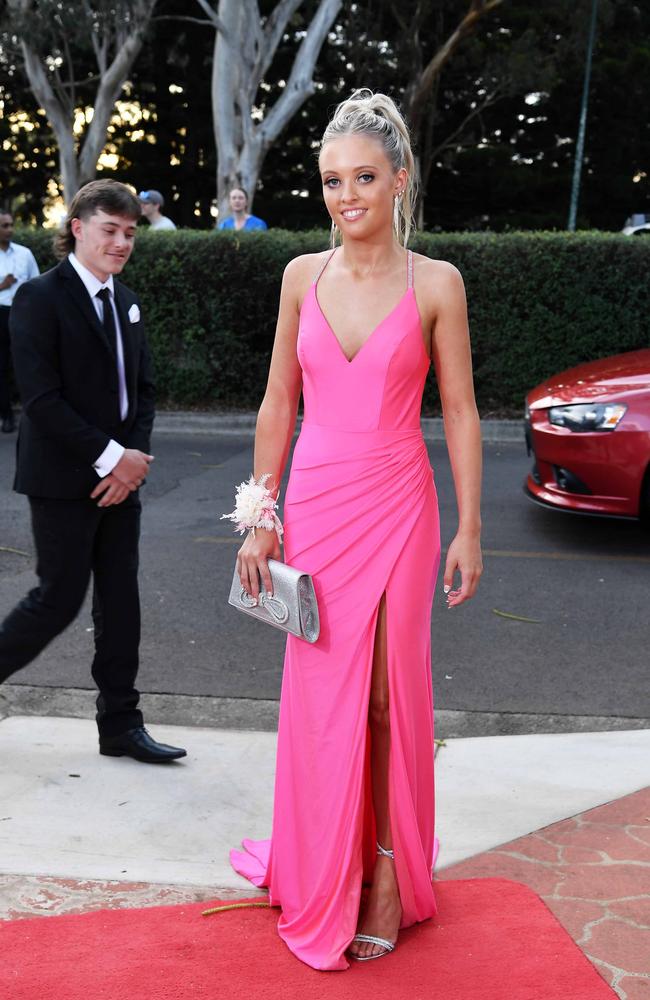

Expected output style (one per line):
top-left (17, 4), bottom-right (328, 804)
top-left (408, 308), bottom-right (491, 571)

top-left (428, 261), bottom-right (483, 608)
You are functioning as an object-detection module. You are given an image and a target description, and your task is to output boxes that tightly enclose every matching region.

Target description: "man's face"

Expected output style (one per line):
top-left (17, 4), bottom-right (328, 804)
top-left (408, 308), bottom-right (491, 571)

top-left (0, 214), bottom-right (14, 246)
top-left (140, 199), bottom-right (155, 219)
top-left (71, 209), bottom-right (138, 281)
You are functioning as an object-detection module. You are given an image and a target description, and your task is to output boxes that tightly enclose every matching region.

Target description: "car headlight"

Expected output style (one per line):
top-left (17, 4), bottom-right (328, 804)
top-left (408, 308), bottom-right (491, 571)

top-left (548, 402), bottom-right (627, 431)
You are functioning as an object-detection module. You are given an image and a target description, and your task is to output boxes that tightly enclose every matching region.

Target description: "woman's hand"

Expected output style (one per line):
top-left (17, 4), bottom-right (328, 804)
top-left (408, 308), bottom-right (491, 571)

top-left (443, 531), bottom-right (483, 608)
top-left (237, 527), bottom-right (282, 600)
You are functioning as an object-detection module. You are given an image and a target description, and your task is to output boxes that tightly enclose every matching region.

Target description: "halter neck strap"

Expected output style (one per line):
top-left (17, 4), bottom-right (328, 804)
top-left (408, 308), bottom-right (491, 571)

top-left (313, 248), bottom-right (337, 286)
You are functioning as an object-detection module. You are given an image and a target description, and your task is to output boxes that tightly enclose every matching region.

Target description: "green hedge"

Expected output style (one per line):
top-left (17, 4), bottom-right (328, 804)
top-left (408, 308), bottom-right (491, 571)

top-left (15, 228), bottom-right (650, 415)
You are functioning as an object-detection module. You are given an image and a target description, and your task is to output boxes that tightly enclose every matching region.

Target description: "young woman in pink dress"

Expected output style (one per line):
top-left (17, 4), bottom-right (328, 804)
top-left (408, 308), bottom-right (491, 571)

top-left (229, 90), bottom-right (483, 970)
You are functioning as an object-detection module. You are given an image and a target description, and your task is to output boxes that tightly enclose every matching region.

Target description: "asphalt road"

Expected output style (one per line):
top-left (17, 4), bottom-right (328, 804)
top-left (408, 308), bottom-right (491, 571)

top-left (0, 426), bottom-right (648, 722)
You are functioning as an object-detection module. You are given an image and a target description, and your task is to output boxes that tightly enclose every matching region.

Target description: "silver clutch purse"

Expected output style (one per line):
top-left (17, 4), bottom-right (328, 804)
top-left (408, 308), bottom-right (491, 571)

top-left (228, 558), bottom-right (320, 643)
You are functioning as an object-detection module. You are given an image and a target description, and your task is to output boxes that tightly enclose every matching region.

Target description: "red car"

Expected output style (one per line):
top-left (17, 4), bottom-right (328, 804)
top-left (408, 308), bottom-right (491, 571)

top-left (524, 348), bottom-right (650, 518)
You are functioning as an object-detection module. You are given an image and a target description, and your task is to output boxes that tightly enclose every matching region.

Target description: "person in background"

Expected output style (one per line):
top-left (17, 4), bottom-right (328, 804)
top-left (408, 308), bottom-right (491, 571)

top-left (138, 190), bottom-right (177, 231)
top-left (217, 187), bottom-right (268, 231)
top-left (0, 209), bottom-right (39, 433)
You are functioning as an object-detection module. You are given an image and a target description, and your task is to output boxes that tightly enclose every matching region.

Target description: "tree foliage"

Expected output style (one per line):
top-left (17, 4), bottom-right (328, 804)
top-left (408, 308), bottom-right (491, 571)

top-left (2, 0), bottom-right (157, 203)
top-left (1, 0), bottom-right (648, 231)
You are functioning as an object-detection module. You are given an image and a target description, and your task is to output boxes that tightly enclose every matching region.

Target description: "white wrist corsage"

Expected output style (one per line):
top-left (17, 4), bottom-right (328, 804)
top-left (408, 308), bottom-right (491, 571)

top-left (221, 473), bottom-right (284, 541)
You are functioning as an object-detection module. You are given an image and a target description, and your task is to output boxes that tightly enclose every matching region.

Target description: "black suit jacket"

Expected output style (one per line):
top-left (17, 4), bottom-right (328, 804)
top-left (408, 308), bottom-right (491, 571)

top-left (9, 257), bottom-right (155, 498)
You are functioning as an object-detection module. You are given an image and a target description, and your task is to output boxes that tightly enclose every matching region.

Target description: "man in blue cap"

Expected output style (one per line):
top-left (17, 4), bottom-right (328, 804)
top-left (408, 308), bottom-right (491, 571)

top-left (138, 190), bottom-right (176, 231)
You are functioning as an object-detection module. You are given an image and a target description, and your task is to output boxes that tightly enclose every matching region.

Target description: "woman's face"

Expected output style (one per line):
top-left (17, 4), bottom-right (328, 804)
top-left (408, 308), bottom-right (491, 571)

top-left (229, 188), bottom-right (248, 213)
top-left (319, 134), bottom-right (406, 242)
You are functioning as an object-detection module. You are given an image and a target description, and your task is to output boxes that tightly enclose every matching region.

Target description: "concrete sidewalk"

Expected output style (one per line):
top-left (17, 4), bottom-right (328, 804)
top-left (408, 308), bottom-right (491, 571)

top-left (152, 409), bottom-right (525, 443)
top-left (0, 716), bottom-right (648, 996)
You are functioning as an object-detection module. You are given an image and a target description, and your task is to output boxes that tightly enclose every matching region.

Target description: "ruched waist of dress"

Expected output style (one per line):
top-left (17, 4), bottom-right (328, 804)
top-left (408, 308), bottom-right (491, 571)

top-left (292, 421), bottom-right (430, 475)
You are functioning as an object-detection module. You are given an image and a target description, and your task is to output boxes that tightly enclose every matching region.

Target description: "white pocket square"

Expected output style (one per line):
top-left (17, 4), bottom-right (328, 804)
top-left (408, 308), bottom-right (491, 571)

top-left (128, 304), bottom-right (140, 323)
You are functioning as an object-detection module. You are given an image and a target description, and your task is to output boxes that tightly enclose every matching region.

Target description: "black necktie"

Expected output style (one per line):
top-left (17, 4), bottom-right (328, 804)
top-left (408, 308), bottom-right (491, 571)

top-left (96, 287), bottom-right (117, 354)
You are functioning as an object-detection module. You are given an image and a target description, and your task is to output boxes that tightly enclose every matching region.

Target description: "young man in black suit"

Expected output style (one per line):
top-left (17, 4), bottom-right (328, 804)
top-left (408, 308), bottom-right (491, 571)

top-left (0, 180), bottom-right (186, 763)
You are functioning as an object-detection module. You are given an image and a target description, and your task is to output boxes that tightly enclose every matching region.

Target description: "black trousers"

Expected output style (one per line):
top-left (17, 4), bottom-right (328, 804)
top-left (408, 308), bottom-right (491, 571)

top-left (0, 494), bottom-right (144, 737)
top-left (0, 305), bottom-right (12, 418)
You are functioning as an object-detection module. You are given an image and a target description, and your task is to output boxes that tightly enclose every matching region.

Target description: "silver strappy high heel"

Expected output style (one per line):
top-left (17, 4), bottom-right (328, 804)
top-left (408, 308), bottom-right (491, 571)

top-left (349, 842), bottom-right (398, 961)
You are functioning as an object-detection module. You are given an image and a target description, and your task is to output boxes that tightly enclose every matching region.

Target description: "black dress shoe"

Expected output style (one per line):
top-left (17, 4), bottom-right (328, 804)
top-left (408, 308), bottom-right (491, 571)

top-left (99, 726), bottom-right (187, 763)
top-left (1, 414), bottom-right (15, 433)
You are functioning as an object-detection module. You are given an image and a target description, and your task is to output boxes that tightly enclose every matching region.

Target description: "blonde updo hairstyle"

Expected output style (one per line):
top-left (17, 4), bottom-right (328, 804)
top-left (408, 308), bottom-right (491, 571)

top-left (320, 89), bottom-right (416, 247)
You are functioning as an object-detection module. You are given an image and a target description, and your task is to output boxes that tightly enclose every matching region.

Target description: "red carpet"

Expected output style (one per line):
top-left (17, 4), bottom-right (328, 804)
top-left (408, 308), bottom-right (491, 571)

top-left (0, 879), bottom-right (615, 1000)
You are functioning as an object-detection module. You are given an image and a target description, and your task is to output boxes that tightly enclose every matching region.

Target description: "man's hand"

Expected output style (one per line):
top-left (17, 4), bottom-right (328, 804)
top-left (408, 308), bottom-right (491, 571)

top-left (111, 449), bottom-right (154, 490)
top-left (0, 274), bottom-right (17, 291)
top-left (91, 474), bottom-right (131, 507)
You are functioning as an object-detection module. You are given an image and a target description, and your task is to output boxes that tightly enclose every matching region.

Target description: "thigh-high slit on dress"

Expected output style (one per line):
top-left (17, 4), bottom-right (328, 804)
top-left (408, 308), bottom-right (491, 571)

top-left (231, 249), bottom-right (441, 970)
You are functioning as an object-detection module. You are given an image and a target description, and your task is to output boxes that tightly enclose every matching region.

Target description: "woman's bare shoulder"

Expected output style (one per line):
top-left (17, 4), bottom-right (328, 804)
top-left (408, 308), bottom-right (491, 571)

top-left (283, 251), bottom-right (330, 284)
top-left (412, 253), bottom-right (464, 287)
top-left (412, 253), bottom-right (466, 313)
top-left (283, 251), bottom-right (331, 306)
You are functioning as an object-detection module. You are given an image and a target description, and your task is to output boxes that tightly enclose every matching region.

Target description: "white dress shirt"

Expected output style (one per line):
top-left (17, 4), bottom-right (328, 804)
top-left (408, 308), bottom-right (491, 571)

top-left (68, 253), bottom-right (128, 478)
top-left (0, 242), bottom-right (40, 306)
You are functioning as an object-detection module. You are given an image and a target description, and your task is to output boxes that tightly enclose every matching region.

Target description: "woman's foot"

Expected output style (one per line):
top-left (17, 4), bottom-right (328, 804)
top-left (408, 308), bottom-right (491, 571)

top-left (349, 853), bottom-right (402, 960)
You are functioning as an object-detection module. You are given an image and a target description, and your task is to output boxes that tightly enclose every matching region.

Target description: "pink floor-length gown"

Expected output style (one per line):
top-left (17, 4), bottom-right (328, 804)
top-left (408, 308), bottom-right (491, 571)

top-left (231, 248), bottom-right (441, 970)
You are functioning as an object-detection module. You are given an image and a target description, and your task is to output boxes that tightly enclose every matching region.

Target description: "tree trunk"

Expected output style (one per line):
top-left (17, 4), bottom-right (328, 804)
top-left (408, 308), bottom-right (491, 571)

top-left (213, 0), bottom-right (246, 218)
top-left (59, 145), bottom-right (82, 205)
top-left (209, 0), bottom-right (342, 221)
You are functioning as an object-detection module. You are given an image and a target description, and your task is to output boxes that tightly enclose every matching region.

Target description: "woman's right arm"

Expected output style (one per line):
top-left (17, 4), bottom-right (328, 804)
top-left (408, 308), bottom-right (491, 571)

top-left (237, 257), bottom-right (307, 599)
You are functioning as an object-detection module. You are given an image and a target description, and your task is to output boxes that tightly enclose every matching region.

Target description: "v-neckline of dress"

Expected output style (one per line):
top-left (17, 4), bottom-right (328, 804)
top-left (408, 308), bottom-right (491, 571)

top-left (313, 284), bottom-right (413, 365)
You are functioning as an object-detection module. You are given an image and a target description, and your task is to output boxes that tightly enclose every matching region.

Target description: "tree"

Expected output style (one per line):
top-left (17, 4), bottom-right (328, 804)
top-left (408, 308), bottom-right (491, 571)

top-left (323, 0), bottom-right (610, 231)
top-left (4, 0), bottom-right (157, 203)
top-left (402, 1), bottom-right (503, 201)
top-left (264, 0), bottom-right (519, 227)
top-left (191, 0), bottom-right (342, 217)
top-left (114, 3), bottom-right (218, 228)
top-left (2, 0), bottom-right (647, 231)
top-left (339, 0), bottom-right (505, 226)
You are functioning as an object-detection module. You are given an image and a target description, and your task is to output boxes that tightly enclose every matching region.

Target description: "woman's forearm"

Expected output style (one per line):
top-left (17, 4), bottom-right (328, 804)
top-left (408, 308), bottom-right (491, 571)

top-left (253, 390), bottom-right (300, 496)
top-left (443, 406), bottom-right (482, 535)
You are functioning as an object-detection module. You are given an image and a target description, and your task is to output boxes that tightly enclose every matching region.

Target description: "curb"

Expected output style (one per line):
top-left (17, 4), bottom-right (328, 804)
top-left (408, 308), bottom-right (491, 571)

top-left (2, 684), bottom-right (648, 739)
top-left (153, 411), bottom-right (525, 444)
